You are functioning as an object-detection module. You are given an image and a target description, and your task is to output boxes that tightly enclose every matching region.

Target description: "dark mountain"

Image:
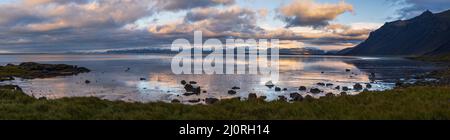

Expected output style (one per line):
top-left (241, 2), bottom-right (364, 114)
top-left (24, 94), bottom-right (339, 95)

top-left (341, 9), bottom-right (450, 56)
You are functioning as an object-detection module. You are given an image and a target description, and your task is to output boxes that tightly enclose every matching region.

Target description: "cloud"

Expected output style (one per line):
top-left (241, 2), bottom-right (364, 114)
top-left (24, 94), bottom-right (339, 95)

top-left (153, 0), bottom-right (235, 12)
top-left (388, 0), bottom-right (450, 19)
top-left (278, 0), bottom-right (353, 28)
top-left (148, 6), bottom-right (262, 37)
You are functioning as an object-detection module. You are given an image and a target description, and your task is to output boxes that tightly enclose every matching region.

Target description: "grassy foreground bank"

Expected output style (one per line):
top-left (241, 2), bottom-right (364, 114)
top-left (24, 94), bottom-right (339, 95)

top-left (0, 85), bottom-right (449, 120)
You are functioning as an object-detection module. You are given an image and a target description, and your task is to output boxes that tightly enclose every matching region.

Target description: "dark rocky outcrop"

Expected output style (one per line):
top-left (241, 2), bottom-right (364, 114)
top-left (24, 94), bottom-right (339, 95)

top-left (0, 62), bottom-right (90, 80)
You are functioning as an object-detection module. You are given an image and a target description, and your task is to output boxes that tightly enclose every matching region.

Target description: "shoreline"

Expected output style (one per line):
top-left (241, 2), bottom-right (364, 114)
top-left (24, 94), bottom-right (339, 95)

top-left (0, 62), bottom-right (449, 119)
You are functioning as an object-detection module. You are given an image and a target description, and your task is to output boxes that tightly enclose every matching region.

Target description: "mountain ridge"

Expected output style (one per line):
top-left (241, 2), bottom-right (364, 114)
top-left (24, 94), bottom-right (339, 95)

top-left (340, 9), bottom-right (450, 56)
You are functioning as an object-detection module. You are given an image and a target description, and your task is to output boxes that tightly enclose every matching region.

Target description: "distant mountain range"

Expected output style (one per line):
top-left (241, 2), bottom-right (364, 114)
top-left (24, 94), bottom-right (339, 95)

top-left (340, 9), bottom-right (450, 56)
top-left (96, 47), bottom-right (333, 55)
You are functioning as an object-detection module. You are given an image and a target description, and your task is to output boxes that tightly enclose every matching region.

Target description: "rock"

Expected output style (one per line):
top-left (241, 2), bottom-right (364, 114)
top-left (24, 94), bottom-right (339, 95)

top-left (231, 86), bottom-right (241, 90)
top-left (335, 86), bottom-right (341, 90)
top-left (353, 83), bottom-right (363, 90)
top-left (140, 78), bottom-right (147, 81)
top-left (228, 90), bottom-right (237, 95)
top-left (183, 92), bottom-right (196, 96)
top-left (205, 98), bottom-right (219, 104)
top-left (325, 92), bottom-right (334, 97)
top-left (265, 81), bottom-right (275, 88)
top-left (202, 90), bottom-right (207, 93)
top-left (366, 83), bottom-right (372, 89)
top-left (316, 82), bottom-right (326, 86)
top-left (181, 80), bottom-right (187, 85)
top-left (304, 95), bottom-right (314, 101)
top-left (184, 84), bottom-right (201, 95)
top-left (283, 88), bottom-right (288, 91)
top-left (342, 86), bottom-right (349, 91)
top-left (85, 80), bottom-right (91, 84)
top-left (275, 87), bottom-right (282, 92)
top-left (326, 83), bottom-right (334, 87)
top-left (189, 81), bottom-right (197, 84)
top-left (310, 88), bottom-right (322, 94)
top-left (346, 69), bottom-right (351, 72)
top-left (340, 92), bottom-right (348, 96)
top-left (290, 92), bottom-right (303, 101)
top-left (248, 93), bottom-right (258, 100)
top-left (298, 86), bottom-right (307, 91)
top-left (259, 96), bottom-right (267, 100)
top-left (171, 99), bottom-right (181, 103)
top-left (278, 96), bottom-right (287, 102)
top-left (188, 99), bottom-right (201, 103)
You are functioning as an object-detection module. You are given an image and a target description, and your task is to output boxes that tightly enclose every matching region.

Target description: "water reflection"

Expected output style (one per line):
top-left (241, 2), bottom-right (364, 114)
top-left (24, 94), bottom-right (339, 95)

top-left (0, 54), bottom-right (440, 103)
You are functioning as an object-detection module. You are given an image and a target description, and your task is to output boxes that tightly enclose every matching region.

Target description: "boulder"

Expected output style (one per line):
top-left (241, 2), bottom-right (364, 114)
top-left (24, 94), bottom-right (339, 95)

top-left (366, 83), bottom-right (372, 89)
top-left (188, 99), bottom-right (201, 103)
top-left (265, 81), bottom-right (275, 88)
top-left (304, 95), bottom-right (314, 101)
top-left (342, 86), bottom-right (349, 91)
top-left (180, 80), bottom-right (187, 85)
top-left (335, 86), bottom-right (340, 90)
top-left (325, 92), bottom-right (334, 97)
top-left (259, 96), bottom-right (267, 100)
top-left (140, 78), bottom-right (147, 81)
top-left (283, 88), bottom-right (288, 91)
top-left (189, 81), bottom-right (198, 84)
top-left (326, 83), bottom-right (334, 87)
top-left (275, 87), bottom-right (282, 92)
top-left (228, 90), bottom-right (237, 95)
top-left (278, 96), bottom-right (287, 102)
top-left (290, 92), bottom-right (303, 101)
top-left (340, 92), bottom-right (348, 96)
top-left (183, 92), bottom-right (196, 96)
top-left (310, 88), bottom-right (322, 94)
top-left (248, 93), bottom-right (258, 100)
top-left (232, 86), bottom-right (241, 90)
top-left (85, 80), bottom-right (91, 84)
top-left (353, 83), bottom-right (363, 90)
top-left (316, 82), bottom-right (326, 86)
top-left (346, 69), bottom-right (351, 72)
top-left (205, 98), bottom-right (219, 104)
top-left (184, 84), bottom-right (201, 95)
top-left (298, 86), bottom-right (307, 91)
top-left (171, 99), bottom-right (181, 103)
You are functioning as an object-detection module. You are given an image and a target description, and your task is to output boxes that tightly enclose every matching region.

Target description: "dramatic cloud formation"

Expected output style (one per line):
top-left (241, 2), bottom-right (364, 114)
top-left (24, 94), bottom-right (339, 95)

top-left (148, 6), bottom-right (262, 37)
top-left (278, 0), bottom-right (353, 28)
top-left (0, 0), bottom-right (407, 53)
top-left (153, 0), bottom-right (235, 11)
top-left (388, 0), bottom-right (450, 19)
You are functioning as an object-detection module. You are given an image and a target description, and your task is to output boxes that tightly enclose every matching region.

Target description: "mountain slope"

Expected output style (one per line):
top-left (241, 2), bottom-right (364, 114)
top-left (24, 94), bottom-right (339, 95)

top-left (342, 10), bottom-right (450, 56)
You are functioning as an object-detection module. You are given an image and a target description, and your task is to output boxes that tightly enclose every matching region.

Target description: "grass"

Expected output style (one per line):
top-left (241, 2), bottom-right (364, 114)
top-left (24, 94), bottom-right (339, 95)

top-left (0, 85), bottom-right (449, 120)
top-left (413, 53), bottom-right (450, 62)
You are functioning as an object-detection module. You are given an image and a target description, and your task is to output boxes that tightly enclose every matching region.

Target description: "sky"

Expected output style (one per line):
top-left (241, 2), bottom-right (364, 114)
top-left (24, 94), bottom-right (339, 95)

top-left (0, 0), bottom-right (449, 53)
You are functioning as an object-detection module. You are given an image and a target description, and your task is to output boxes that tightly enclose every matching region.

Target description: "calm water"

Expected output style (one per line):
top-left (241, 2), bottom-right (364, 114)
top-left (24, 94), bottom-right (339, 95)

top-left (0, 54), bottom-right (440, 103)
